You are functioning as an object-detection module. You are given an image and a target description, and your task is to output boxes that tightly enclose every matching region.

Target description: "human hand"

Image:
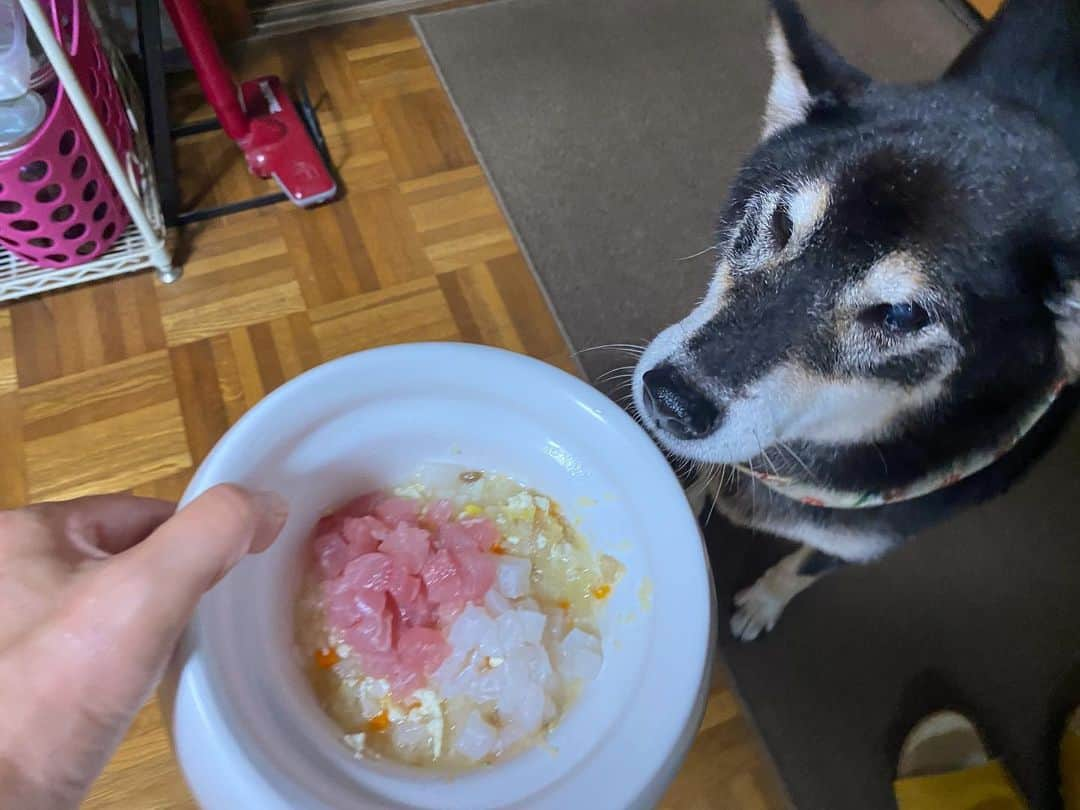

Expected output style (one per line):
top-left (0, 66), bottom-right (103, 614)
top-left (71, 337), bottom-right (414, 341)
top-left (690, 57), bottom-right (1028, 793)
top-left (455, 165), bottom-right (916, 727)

top-left (0, 484), bottom-right (288, 810)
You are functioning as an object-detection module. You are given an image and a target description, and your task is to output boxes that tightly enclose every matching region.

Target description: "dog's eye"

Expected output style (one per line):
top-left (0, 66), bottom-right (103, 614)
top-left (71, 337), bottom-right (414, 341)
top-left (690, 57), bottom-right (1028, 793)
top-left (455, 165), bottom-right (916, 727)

top-left (770, 205), bottom-right (793, 251)
top-left (862, 302), bottom-right (930, 333)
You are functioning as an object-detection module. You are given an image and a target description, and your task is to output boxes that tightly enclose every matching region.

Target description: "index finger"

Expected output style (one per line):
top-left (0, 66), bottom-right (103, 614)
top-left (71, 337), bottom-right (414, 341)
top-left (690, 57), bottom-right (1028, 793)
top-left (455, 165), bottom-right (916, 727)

top-left (32, 495), bottom-right (176, 557)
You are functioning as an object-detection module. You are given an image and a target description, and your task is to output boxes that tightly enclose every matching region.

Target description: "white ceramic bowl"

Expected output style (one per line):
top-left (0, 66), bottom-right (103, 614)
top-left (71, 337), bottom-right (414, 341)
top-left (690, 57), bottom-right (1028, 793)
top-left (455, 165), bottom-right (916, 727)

top-left (162, 342), bottom-right (714, 810)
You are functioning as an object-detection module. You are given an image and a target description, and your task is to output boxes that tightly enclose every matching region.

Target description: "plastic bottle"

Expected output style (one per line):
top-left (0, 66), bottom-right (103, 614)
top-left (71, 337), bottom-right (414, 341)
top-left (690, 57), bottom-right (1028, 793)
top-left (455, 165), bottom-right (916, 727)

top-left (0, 0), bottom-right (46, 158)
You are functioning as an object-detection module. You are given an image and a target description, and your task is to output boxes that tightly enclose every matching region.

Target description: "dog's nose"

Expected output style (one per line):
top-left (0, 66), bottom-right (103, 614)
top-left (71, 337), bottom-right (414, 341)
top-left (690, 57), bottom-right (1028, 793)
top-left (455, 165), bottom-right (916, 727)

top-left (641, 365), bottom-right (721, 440)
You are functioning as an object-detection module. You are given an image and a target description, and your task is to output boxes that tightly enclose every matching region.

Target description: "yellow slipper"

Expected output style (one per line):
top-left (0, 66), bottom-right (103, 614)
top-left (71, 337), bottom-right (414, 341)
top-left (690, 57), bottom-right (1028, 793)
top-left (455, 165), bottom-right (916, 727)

top-left (893, 710), bottom-right (1028, 810)
top-left (1063, 706), bottom-right (1080, 810)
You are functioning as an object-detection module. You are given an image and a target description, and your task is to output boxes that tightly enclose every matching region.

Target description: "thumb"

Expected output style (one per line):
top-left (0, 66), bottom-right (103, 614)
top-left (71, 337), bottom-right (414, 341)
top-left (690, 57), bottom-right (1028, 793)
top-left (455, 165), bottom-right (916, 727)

top-left (113, 483), bottom-right (288, 640)
top-left (78, 484), bottom-right (288, 677)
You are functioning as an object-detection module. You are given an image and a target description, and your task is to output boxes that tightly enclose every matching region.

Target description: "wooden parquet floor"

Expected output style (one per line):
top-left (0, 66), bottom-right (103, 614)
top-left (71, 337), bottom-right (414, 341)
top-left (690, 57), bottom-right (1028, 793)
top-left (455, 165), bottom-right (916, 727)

top-left (0, 11), bottom-right (787, 809)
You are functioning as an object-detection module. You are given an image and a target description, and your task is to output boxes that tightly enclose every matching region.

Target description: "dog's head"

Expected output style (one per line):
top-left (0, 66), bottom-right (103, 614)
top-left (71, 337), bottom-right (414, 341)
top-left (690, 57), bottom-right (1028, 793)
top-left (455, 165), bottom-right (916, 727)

top-left (633, 1), bottom-right (1080, 476)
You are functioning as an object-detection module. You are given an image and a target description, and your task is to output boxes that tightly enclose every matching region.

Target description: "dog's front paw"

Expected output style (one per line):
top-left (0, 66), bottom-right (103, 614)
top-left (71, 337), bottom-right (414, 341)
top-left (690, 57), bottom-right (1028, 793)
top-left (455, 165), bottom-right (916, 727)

top-left (729, 547), bottom-right (819, 642)
top-left (729, 579), bottom-right (788, 641)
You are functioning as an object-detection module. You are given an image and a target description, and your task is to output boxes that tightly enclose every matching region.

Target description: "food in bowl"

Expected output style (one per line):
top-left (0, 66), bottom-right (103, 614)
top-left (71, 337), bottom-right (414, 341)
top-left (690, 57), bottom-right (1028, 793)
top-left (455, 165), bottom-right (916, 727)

top-left (295, 467), bottom-right (623, 768)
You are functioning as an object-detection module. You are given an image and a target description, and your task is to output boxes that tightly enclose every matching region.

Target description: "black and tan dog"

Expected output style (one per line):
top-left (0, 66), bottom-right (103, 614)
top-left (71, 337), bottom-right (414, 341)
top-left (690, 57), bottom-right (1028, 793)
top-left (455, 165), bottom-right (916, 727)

top-left (632, 0), bottom-right (1080, 640)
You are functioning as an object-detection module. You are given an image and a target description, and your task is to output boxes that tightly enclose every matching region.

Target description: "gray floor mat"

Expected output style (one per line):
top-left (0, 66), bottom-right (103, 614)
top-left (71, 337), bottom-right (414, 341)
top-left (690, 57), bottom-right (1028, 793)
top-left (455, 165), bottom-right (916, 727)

top-left (415, 2), bottom-right (1079, 807)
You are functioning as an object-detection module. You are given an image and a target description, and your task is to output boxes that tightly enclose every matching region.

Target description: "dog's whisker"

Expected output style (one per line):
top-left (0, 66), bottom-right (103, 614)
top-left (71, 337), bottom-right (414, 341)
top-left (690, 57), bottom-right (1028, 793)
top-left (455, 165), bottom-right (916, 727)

top-left (597, 371), bottom-right (637, 386)
top-left (689, 463), bottom-right (716, 493)
top-left (754, 431), bottom-right (781, 479)
top-left (777, 440), bottom-right (819, 482)
top-left (675, 244), bottom-right (719, 262)
top-left (571, 343), bottom-right (646, 360)
top-left (748, 458), bottom-right (758, 519)
top-left (595, 364), bottom-right (637, 380)
top-left (705, 466), bottom-right (723, 526)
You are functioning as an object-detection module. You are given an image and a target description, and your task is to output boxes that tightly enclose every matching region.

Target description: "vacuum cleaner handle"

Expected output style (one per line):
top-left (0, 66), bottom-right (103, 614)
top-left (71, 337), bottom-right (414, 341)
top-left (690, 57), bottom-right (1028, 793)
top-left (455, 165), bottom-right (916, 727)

top-left (161, 0), bottom-right (250, 141)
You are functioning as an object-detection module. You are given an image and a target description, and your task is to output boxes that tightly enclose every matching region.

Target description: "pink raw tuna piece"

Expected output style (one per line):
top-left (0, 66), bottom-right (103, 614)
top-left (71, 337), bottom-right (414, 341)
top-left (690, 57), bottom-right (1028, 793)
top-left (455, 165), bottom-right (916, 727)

top-left (460, 518), bottom-right (500, 551)
top-left (421, 548), bottom-right (465, 605)
top-left (310, 488), bottom-right (511, 694)
top-left (424, 499), bottom-right (454, 525)
top-left (337, 492), bottom-right (384, 517)
top-left (437, 522), bottom-right (481, 554)
top-left (387, 665), bottom-right (422, 695)
top-left (435, 600), bottom-right (467, 626)
top-left (341, 516), bottom-right (387, 554)
top-left (359, 650), bottom-right (423, 694)
top-left (378, 524), bottom-right (431, 575)
top-left (357, 650), bottom-right (399, 681)
top-left (374, 497), bottom-right (421, 527)
top-left (315, 514), bottom-right (344, 536)
top-left (343, 611), bottom-right (394, 655)
top-left (340, 552), bottom-right (394, 592)
top-left (387, 564), bottom-right (431, 625)
top-left (454, 549), bottom-right (497, 602)
top-left (400, 588), bottom-right (433, 626)
top-left (324, 583), bottom-right (393, 653)
top-left (386, 561), bottom-right (421, 604)
top-left (312, 531), bottom-right (350, 579)
top-left (398, 626), bottom-right (450, 677)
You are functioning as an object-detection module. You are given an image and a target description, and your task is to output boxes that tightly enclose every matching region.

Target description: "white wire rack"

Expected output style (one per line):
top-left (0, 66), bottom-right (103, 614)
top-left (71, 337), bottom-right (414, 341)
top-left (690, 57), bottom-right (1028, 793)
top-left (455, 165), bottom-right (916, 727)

top-left (0, 221), bottom-right (174, 297)
top-left (0, 0), bottom-right (177, 303)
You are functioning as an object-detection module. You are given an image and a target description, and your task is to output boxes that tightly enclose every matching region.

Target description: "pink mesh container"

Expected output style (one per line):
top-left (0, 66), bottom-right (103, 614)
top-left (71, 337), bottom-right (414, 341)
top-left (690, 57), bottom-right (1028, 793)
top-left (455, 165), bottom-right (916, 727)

top-left (0, 0), bottom-right (134, 268)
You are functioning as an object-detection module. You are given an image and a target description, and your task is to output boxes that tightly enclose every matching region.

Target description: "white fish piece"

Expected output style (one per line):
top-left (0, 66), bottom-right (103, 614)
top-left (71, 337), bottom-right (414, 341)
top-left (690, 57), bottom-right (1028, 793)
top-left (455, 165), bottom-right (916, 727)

top-left (448, 604), bottom-right (496, 650)
top-left (453, 710), bottom-right (497, 762)
top-left (430, 647), bottom-right (468, 688)
top-left (470, 657), bottom-right (510, 705)
top-left (543, 609), bottom-right (567, 648)
top-left (515, 610), bottom-right (547, 645)
top-left (484, 588), bottom-right (512, 616)
top-left (492, 655), bottom-right (531, 715)
top-left (557, 628), bottom-right (603, 683)
top-left (495, 610), bottom-right (530, 649)
top-left (498, 682), bottom-right (545, 750)
top-left (519, 642), bottom-right (559, 694)
top-left (495, 556), bottom-right (532, 599)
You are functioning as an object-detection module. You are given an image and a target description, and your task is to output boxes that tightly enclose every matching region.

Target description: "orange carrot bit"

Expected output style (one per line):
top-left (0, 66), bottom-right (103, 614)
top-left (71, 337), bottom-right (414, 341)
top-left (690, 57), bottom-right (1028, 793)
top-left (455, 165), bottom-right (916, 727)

top-left (367, 710), bottom-right (390, 733)
top-left (557, 599), bottom-right (571, 611)
top-left (314, 647), bottom-right (340, 669)
top-left (490, 543), bottom-right (507, 555)
top-left (590, 584), bottom-right (612, 600)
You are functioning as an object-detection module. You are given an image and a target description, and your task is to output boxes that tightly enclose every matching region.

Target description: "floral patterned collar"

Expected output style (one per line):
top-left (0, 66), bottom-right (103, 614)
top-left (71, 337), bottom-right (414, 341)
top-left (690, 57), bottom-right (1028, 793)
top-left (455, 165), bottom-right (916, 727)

top-left (734, 378), bottom-right (1069, 510)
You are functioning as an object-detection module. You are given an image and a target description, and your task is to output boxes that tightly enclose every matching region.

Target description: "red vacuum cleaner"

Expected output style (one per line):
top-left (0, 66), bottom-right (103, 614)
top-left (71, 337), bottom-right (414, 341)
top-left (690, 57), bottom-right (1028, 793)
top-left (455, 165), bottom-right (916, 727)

top-left (161, 0), bottom-right (337, 207)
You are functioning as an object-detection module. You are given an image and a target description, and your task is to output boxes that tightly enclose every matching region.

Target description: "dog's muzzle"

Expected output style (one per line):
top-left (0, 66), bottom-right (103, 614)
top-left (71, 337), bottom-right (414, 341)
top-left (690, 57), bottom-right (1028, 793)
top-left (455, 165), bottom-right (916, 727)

top-left (641, 365), bottom-right (722, 440)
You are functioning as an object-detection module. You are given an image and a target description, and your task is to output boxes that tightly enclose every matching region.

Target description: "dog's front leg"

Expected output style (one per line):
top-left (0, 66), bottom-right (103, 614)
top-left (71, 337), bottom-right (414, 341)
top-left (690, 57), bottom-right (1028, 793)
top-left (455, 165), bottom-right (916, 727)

top-left (730, 545), bottom-right (845, 641)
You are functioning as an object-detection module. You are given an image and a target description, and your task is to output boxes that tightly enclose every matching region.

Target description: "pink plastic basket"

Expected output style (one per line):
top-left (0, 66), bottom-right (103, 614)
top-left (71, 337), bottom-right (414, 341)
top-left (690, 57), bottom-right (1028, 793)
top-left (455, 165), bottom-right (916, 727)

top-left (0, 0), bottom-right (133, 268)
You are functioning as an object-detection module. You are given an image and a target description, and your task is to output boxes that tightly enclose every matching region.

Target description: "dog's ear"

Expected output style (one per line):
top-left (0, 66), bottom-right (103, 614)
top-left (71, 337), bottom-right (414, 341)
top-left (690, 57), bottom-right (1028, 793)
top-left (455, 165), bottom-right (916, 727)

top-left (763, 0), bottom-right (869, 138)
